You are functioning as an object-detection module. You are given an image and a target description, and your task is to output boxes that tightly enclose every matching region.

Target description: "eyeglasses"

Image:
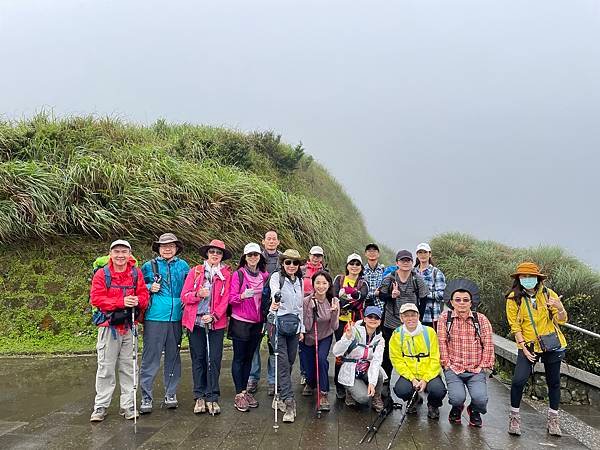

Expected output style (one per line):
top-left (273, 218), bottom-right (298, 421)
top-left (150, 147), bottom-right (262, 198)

top-left (453, 298), bottom-right (471, 303)
top-left (246, 252), bottom-right (260, 257)
top-left (348, 261), bottom-right (362, 267)
top-left (365, 314), bottom-right (381, 320)
top-left (160, 243), bottom-right (177, 249)
top-left (283, 260), bottom-right (300, 266)
top-left (208, 249), bottom-right (223, 255)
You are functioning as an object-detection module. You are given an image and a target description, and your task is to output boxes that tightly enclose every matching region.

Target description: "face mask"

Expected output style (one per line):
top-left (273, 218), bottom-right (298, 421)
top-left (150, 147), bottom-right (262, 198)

top-left (520, 277), bottom-right (538, 290)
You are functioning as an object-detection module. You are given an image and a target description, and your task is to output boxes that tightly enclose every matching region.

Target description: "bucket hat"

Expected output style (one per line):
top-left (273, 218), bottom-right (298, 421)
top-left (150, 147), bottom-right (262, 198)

top-left (444, 278), bottom-right (480, 309)
top-left (511, 262), bottom-right (546, 279)
top-left (152, 233), bottom-right (183, 255)
top-left (278, 249), bottom-right (305, 263)
top-left (199, 239), bottom-right (232, 260)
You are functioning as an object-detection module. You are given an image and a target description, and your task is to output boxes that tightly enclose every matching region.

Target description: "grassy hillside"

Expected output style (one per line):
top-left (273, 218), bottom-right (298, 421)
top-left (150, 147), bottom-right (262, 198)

top-left (0, 114), bottom-right (377, 353)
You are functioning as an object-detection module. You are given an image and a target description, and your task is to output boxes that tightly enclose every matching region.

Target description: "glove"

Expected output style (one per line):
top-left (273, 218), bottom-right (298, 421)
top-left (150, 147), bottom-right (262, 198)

top-left (241, 288), bottom-right (255, 299)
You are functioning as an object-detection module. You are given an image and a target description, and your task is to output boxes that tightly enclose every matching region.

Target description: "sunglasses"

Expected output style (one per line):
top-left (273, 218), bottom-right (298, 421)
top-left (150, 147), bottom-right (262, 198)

top-left (246, 252), bottom-right (260, 257)
top-left (347, 261), bottom-right (362, 267)
top-left (365, 314), bottom-right (381, 320)
top-left (284, 260), bottom-right (300, 266)
top-left (453, 298), bottom-right (471, 303)
top-left (208, 249), bottom-right (223, 255)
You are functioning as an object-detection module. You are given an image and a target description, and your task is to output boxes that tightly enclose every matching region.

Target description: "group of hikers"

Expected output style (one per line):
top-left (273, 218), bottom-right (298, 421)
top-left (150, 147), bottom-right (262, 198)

top-left (88, 231), bottom-right (569, 440)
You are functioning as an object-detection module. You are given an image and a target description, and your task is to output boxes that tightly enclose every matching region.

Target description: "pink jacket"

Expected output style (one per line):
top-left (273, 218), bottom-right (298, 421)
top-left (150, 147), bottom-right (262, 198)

top-left (303, 262), bottom-right (324, 294)
top-left (181, 264), bottom-right (231, 331)
top-left (229, 268), bottom-right (269, 323)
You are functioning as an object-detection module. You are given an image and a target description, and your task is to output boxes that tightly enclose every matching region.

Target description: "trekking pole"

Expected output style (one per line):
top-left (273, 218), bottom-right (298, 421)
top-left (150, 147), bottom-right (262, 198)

top-left (359, 396), bottom-right (393, 444)
top-left (273, 308), bottom-right (279, 430)
top-left (205, 322), bottom-right (214, 416)
top-left (131, 308), bottom-right (138, 430)
top-left (313, 309), bottom-right (321, 418)
top-left (386, 390), bottom-right (418, 450)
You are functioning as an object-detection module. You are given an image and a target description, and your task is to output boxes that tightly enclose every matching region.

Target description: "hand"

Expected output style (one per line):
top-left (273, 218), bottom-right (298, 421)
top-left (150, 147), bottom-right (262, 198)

top-left (330, 298), bottom-right (339, 312)
top-left (546, 295), bottom-right (564, 310)
top-left (201, 314), bottom-right (214, 324)
top-left (197, 287), bottom-right (210, 298)
top-left (241, 288), bottom-right (255, 299)
top-left (150, 282), bottom-right (161, 293)
top-left (270, 301), bottom-right (280, 311)
top-left (411, 378), bottom-right (420, 389)
top-left (374, 288), bottom-right (380, 297)
top-left (344, 321), bottom-right (354, 339)
top-left (124, 295), bottom-right (138, 307)
top-left (367, 383), bottom-right (375, 397)
top-left (417, 380), bottom-right (427, 392)
top-left (299, 333), bottom-right (304, 342)
top-left (391, 282), bottom-right (400, 299)
top-left (522, 345), bottom-right (537, 363)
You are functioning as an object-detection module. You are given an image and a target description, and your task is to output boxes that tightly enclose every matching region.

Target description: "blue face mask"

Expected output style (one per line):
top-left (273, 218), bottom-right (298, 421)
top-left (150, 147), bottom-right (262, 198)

top-left (520, 277), bottom-right (538, 290)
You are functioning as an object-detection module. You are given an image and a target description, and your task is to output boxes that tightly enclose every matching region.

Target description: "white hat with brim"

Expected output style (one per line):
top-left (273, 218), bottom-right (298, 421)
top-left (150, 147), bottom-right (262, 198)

top-left (110, 239), bottom-right (131, 250)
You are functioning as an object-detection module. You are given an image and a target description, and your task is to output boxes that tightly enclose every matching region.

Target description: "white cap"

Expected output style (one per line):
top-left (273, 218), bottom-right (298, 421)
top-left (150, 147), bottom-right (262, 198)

top-left (346, 253), bottom-right (363, 264)
top-left (416, 242), bottom-right (431, 253)
top-left (244, 242), bottom-right (261, 255)
top-left (400, 303), bottom-right (419, 314)
top-left (110, 239), bottom-right (131, 250)
top-left (310, 245), bottom-right (324, 255)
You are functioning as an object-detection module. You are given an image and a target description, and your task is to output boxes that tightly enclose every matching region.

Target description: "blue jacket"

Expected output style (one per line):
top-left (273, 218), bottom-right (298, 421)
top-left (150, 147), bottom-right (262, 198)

top-left (141, 257), bottom-right (190, 322)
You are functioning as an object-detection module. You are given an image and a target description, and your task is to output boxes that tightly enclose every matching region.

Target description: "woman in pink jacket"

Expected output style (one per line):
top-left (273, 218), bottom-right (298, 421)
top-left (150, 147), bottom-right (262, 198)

top-left (229, 243), bottom-right (269, 412)
top-left (181, 239), bottom-right (232, 416)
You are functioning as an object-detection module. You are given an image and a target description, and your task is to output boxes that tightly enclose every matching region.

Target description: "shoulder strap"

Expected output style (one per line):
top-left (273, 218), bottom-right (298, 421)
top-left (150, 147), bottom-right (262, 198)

top-left (343, 338), bottom-right (359, 357)
top-left (132, 266), bottom-right (138, 294)
top-left (238, 269), bottom-right (245, 292)
top-left (523, 296), bottom-right (540, 338)
top-left (445, 311), bottom-right (454, 341)
top-left (423, 327), bottom-right (431, 353)
top-left (470, 313), bottom-right (483, 349)
top-left (279, 272), bottom-right (286, 290)
top-left (412, 274), bottom-right (420, 299)
top-left (103, 266), bottom-right (111, 289)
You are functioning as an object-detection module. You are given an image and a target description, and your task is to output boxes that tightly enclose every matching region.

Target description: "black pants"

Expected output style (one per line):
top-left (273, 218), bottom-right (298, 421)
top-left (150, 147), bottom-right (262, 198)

top-left (232, 333), bottom-right (262, 394)
top-left (334, 321), bottom-right (346, 391)
top-left (189, 326), bottom-right (224, 402)
top-left (510, 349), bottom-right (564, 410)
top-left (381, 326), bottom-right (394, 377)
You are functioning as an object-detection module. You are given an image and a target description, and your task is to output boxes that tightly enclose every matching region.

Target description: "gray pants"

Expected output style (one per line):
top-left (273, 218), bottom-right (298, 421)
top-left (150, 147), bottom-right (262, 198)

top-left (444, 369), bottom-right (488, 414)
top-left (275, 332), bottom-right (298, 401)
top-left (139, 320), bottom-right (182, 401)
top-left (347, 370), bottom-right (384, 405)
top-left (93, 327), bottom-right (135, 410)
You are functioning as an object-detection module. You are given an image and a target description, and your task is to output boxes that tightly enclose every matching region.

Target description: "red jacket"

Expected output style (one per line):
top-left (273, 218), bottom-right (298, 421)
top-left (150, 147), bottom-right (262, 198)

top-left (90, 257), bottom-right (150, 335)
top-left (303, 262), bottom-right (324, 294)
top-left (181, 264), bottom-right (231, 332)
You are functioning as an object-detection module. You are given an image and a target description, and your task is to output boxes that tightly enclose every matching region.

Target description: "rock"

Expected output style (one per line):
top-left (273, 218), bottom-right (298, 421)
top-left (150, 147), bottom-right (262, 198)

top-left (560, 389), bottom-right (572, 403)
top-left (534, 385), bottom-right (549, 399)
top-left (588, 388), bottom-right (600, 406)
top-left (39, 313), bottom-right (61, 335)
top-left (28, 295), bottom-right (47, 309)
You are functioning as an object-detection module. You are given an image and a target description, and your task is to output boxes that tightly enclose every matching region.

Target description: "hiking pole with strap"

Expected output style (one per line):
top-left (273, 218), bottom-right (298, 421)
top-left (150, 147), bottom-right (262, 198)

top-left (386, 389), bottom-right (418, 450)
top-left (272, 291), bottom-right (281, 430)
top-left (313, 306), bottom-right (321, 419)
top-left (131, 308), bottom-right (139, 430)
top-left (205, 321), bottom-right (214, 417)
top-left (359, 395), bottom-right (394, 444)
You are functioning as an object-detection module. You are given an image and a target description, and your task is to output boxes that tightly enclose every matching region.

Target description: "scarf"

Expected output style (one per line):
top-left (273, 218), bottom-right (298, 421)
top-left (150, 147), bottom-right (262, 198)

top-left (401, 322), bottom-right (424, 337)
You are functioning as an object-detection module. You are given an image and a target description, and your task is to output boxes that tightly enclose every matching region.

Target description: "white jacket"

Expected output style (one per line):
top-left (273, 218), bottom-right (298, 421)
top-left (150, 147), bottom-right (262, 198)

top-left (332, 320), bottom-right (387, 387)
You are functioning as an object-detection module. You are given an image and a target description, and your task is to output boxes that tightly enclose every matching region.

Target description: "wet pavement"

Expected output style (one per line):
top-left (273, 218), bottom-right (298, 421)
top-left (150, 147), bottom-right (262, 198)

top-left (0, 351), bottom-right (593, 449)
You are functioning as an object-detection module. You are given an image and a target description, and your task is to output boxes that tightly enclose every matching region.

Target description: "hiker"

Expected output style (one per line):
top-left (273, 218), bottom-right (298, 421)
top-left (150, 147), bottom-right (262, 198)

top-left (302, 246), bottom-right (327, 295)
top-left (413, 243), bottom-right (446, 328)
top-left (229, 243), bottom-right (269, 412)
top-left (247, 230), bottom-right (281, 396)
top-left (139, 233), bottom-right (190, 414)
top-left (181, 239), bottom-right (232, 415)
top-left (506, 262), bottom-right (568, 437)
top-left (379, 250), bottom-right (429, 376)
top-left (332, 306), bottom-right (386, 412)
top-left (300, 271), bottom-right (340, 411)
top-left (389, 303), bottom-right (446, 420)
top-left (363, 243), bottom-right (386, 310)
top-left (89, 239), bottom-right (149, 422)
top-left (437, 279), bottom-right (494, 427)
top-left (269, 249), bottom-right (305, 423)
top-left (332, 253), bottom-right (370, 399)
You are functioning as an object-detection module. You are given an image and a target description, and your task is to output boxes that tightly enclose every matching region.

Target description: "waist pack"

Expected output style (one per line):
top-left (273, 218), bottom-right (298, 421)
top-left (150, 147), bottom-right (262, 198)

top-left (277, 314), bottom-right (300, 336)
top-left (92, 308), bottom-right (140, 326)
top-left (538, 332), bottom-right (562, 352)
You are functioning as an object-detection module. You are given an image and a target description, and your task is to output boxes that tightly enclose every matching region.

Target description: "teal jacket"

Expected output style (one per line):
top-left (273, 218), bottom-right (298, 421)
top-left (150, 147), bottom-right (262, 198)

top-left (141, 257), bottom-right (190, 322)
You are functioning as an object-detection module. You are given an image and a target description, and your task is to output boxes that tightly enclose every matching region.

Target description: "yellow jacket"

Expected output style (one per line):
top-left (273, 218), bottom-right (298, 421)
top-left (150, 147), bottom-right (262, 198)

top-left (506, 286), bottom-right (568, 353)
top-left (389, 325), bottom-right (441, 382)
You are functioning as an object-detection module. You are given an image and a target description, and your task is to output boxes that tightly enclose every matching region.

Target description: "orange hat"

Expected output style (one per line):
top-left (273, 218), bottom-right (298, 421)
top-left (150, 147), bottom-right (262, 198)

top-left (511, 262), bottom-right (546, 279)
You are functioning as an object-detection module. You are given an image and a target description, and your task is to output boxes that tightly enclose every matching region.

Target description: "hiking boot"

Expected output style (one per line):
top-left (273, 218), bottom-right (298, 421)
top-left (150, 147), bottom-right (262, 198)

top-left (427, 405), bottom-right (440, 420)
top-left (300, 375), bottom-right (307, 386)
top-left (119, 406), bottom-right (139, 420)
top-left (547, 411), bottom-right (562, 437)
top-left (372, 394), bottom-right (384, 413)
top-left (164, 394), bottom-right (178, 409)
top-left (244, 392), bottom-right (258, 408)
top-left (449, 405), bottom-right (463, 424)
top-left (508, 411), bottom-right (522, 436)
top-left (90, 407), bottom-right (107, 422)
top-left (246, 378), bottom-right (258, 394)
top-left (336, 385), bottom-right (346, 399)
top-left (283, 398), bottom-right (295, 423)
top-left (272, 397), bottom-right (286, 412)
top-left (319, 392), bottom-right (330, 411)
top-left (267, 384), bottom-right (275, 396)
top-left (407, 402), bottom-right (418, 415)
top-left (207, 401), bottom-right (221, 415)
top-left (345, 391), bottom-right (356, 407)
top-left (140, 398), bottom-right (152, 414)
top-left (467, 404), bottom-right (482, 427)
top-left (193, 398), bottom-right (206, 414)
top-left (302, 384), bottom-right (313, 396)
top-left (234, 393), bottom-right (249, 412)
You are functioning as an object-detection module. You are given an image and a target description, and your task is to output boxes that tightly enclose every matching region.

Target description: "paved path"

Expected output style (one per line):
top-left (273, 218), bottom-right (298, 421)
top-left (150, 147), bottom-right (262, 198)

top-left (0, 352), bottom-right (590, 449)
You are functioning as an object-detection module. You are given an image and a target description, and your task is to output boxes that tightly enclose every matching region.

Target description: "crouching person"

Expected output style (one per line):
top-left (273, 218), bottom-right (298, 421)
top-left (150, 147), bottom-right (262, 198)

top-left (390, 303), bottom-right (446, 420)
top-left (438, 279), bottom-right (495, 428)
top-left (332, 306), bottom-right (386, 412)
top-left (90, 240), bottom-right (150, 422)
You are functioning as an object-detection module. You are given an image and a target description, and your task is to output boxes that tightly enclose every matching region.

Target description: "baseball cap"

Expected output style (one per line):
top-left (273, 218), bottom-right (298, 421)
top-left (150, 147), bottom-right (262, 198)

top-left (364, 306), bottom-right (383, 318)
top-left (110, 239), bottom-right (131, 250)
top-left (244, 242), bottom-right (261, 255)
top-left (395, 250), bottom-right (413, 261)
top-left (416, 243), bottom-right (431, 253)
top-left (310, 245), bottom-right (324, 256)
top-left (400, 303), bottom-right (419, 314)
top-left (365, 243), bottom-right (380, 252)
top-left (346, 253), bottom-right (363, 264)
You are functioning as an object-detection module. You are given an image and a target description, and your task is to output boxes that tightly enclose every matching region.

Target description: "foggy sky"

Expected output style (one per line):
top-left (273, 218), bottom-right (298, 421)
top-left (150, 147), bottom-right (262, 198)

top-left (1, 0), bottom-right (599, 267)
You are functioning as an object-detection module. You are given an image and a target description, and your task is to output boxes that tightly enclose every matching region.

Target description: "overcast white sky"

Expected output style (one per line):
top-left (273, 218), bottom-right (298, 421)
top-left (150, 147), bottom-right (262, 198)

top-left (1, 0), bottom-right (599, 267)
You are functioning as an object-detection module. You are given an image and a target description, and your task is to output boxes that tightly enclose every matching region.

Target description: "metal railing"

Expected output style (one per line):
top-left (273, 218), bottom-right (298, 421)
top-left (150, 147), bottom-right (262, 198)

top-left (564, 323), bottom-right (600, 339)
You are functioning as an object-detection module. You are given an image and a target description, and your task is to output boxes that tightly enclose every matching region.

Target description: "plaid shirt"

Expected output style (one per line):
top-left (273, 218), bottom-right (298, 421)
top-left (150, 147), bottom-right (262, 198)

top-left (414, 265), bottom-right (446, 323)
top-left (437, 310), bottom-right (495, 374)
top-left (363, 263), bottom-right (385, 310)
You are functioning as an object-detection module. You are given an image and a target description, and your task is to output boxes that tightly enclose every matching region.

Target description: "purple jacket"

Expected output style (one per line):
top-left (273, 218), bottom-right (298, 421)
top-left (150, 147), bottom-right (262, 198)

top-left (229, 268), bottom-right (269, 323)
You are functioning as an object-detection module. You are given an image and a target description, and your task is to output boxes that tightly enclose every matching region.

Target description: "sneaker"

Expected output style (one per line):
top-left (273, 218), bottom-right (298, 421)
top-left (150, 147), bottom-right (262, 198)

top-left (319, 393), bottom-right (330, 411)
top-left (193, 398), bottom-right (206, 414)
top-left (508, 411), bottom-right (522, 436)
top-left (345, 391), bottom-right (356, 407)
top-left (372, 394), bottom-right (384, 413)
top-left (300, 375), bottom-right (307, 386)
top-left (207, 401), bottom-right (221, 415)
top-left (427, 405), bottom-right (440, 420)
top-left (234, 393), bottom-right (249, 412)
top-left (283, 398), bottom-right (295, 422)
top-left (246, 378), bottom-right (258, 394)
top-left (140, 398), bottom-right (152, 414)
top-left (164, 394), bottom-right (178, 409)
top-left (449, 405), bottom-right (463, 424)
top-left (119, 406), bottom-right (139, 420)
top-left (302, 384), bottom-right (313, 396)
top-left (244, 392), bottom-right (259, 408)
top-left (336, 385), bottom-right (346, 399)
top-left (407, 402), bottom-right (418, 415)
top-left (90, 407), bottom-right (107, 422)
top-left (272, 397), bottom-right (286, 412)
top-left (467, 404), bottom-right (482, 427)
top-left (547, 412), bottom-right (562, 437)
top-left (267, 384), bottom-right (275, 396)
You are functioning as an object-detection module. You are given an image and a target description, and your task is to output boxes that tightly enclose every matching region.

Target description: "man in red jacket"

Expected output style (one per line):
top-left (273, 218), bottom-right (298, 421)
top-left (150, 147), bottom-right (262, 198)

top-left (89, 240), bottom-right (149, 422)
